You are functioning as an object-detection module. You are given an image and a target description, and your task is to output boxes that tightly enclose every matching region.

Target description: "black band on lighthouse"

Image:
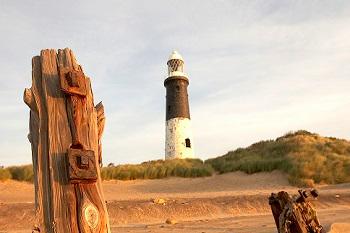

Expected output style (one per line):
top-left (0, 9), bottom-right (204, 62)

top-left (165, 77), bottom-right (190, 121)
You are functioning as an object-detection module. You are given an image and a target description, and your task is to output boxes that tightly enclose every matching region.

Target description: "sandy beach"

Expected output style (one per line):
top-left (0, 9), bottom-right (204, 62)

top-left (1, 171), bottom-right (349, 233)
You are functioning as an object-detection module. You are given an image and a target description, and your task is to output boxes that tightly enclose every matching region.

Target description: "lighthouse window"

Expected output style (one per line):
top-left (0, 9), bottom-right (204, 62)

top-left (169, 59), bottom-right (183, 72)
top-left (167, 105), bottom-right (171, 111)
top-left (185, 138), bottom-right (191, 148)
top-left (176, 85), bottom-right (180, 91)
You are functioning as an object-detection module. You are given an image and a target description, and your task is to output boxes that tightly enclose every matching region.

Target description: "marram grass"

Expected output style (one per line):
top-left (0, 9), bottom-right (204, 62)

top-left (101, 158), bottom-right (214, 180)
top-left (1, 130), bottom-right (350, 187)
top-left (205, 130), bottom-right (350, 186)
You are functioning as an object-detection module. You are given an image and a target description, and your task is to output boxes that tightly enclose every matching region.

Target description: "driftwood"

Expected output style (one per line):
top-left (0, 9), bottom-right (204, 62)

top-left (24, 48), bottom-right (110, 233)
top-left (269, 189), bottom-right (323, 233)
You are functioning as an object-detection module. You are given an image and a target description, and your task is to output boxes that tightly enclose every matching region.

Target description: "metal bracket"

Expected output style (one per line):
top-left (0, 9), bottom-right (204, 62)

top-left (60, 69), bottom-right (87, 97)
top-left (59, 67), bottom-right (98, 183)
top-left (68, 148), bottom-right (97, 183)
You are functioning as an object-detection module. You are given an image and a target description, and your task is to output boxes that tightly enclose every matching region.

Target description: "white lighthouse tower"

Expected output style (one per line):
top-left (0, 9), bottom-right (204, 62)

top-left (164, 51), bottom-right (195, 159)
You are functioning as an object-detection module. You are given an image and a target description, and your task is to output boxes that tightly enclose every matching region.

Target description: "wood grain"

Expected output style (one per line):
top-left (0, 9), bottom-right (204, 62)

top-left (24, 48), bottom-right (110, 233)
top-left (96, 102), bottom-right (105, 167)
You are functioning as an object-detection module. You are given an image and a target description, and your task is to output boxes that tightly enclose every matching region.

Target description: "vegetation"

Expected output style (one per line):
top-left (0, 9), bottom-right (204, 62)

top-left (6, 165), bottom-right (34, 182)
top-left (0, 165), bottom-right (34, 182)
top-left (0, 159), bottom-right (213, 182)
top-left (0, 167), bottom-right (12, 181)
top-left (2, 130), bottom-right (350, 187)
top-left (205, 130), bottom-right (350, 186)
top-left (101, 158), bottom-right (214, 180)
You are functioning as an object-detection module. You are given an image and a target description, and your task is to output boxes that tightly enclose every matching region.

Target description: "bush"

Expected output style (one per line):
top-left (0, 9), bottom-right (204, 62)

top-left (0, 168), bottom-right (12, 181)
top-left (6, 165), bottom-right (34, 182)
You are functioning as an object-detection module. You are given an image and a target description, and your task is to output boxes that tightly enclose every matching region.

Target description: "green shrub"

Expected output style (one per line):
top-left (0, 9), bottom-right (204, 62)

top-left (7, 165), bottom-right (34, 182)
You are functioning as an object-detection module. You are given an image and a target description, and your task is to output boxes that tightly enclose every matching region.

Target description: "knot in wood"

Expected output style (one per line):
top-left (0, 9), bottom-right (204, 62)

top-left (84, 204), bottom-right (99, 229)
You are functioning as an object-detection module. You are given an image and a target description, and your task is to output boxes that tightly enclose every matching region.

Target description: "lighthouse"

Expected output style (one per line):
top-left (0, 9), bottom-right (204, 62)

top-left (164, 51), bottom-right (195, 159)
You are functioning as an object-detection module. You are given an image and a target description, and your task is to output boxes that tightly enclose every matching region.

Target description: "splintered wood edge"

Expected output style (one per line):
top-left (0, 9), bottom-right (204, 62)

top-left (24, 88), bottom-right (36, 111)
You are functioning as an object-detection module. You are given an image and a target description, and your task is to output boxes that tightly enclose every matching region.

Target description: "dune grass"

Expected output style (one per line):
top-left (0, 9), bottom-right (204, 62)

top-left (205, 130), bottom-right (350, 186)
top-left (4, 165), bottom-right (34, 182)
top-left (0, 159), bottom-right (214, 182)
top-left (1, 130), bottom-right (350, 187)
top-left (0, 165), bottom-right (34, 182)
top-left (101, 158), bottom-right (214, 180)
top-left (0, 168), bottom-right (12, 181)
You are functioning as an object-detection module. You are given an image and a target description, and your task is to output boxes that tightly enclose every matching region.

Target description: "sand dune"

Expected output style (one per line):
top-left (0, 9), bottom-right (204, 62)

top-left (1, 171), bottom-right (349, 232)
top-left (327, 223), bottom-right (350, 233)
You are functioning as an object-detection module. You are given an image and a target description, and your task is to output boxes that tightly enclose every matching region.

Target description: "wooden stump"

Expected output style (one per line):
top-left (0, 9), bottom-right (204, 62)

top-left (268, 190), bottom-right (323, 233)
top-left (24, 48), bottom-right (110, 233)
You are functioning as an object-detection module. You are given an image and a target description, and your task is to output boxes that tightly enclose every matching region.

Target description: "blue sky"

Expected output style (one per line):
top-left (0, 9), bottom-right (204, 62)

top-left (0, 0), bottom-right (350, 166)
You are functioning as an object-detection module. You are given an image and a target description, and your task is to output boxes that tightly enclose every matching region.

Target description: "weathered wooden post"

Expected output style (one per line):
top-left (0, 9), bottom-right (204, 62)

top-left (24, 48), bottom-right (110, 233)
top-left (268, 189), bottom-right (323, 233)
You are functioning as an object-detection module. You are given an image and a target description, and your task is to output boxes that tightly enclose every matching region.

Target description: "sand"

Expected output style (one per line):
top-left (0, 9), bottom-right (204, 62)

top-left (0, 171), bottom-right (349, 232)
top-left (326, 223), bottom-right (350, 233)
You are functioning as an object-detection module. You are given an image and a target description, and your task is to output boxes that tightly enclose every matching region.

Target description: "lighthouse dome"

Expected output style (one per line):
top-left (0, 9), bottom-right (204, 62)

top-left (168, 50), bottom-right (184, 62)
